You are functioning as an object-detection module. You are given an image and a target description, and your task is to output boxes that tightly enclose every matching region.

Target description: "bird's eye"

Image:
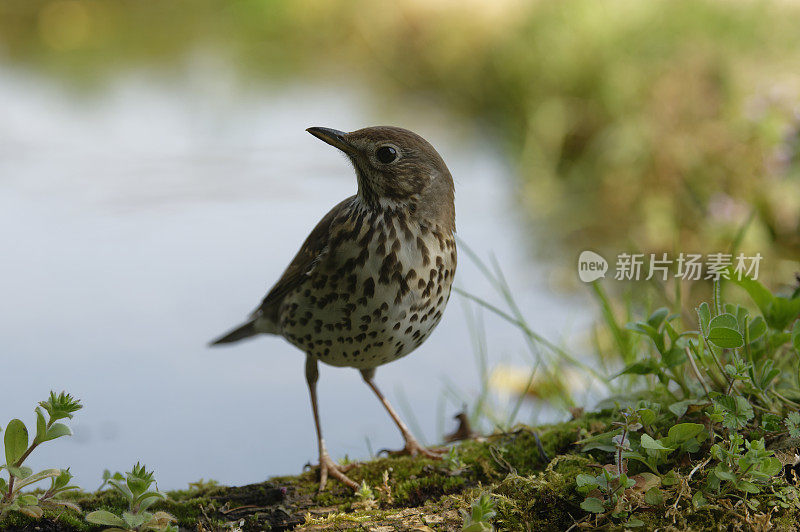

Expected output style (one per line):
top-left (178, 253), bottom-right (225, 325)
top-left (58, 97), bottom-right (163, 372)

top-left (376, 146), bottom-right (398, 164)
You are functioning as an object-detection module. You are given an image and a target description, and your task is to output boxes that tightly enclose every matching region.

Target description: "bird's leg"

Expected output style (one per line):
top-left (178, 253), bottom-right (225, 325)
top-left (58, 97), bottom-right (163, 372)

top-left (306, 356), bottom-right (358, 491)
top-left (360, 368), bottom-right (444, 459)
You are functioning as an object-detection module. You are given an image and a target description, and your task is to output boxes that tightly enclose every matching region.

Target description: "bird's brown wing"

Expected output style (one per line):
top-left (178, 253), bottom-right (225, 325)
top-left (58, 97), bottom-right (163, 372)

top-left (253, 196), bottom-right (356, 322)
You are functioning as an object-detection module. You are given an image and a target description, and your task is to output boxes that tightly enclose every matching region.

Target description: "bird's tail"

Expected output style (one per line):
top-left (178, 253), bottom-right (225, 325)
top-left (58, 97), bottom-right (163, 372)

top-left (209, 320), bottom-right (258, 346)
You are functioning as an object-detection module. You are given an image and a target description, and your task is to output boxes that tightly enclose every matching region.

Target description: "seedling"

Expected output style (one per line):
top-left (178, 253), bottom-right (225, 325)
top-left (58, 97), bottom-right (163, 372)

top-left (85, 463), bottom-right (176, 531)
top-left (0, 391), bottom-right (82, 519)
top-left (461, 491), bottom-right (496, 532)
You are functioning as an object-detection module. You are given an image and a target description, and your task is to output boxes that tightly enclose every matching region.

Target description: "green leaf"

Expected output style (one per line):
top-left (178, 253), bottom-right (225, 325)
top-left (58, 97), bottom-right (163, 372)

top-left (138, 494), bottom-right (164, 512)
top-left (667, 423), bottom-right (704, 444)
top-left (661, 347), bottom-right (687, 368)
top-left (638, 408), bottom-right (657, 426)
top-left (18, 494), bottom-right (38, 506)
top-left (53, 468), bottom-right (75, 491)
top-left (786, 411), bottom-right (800, 438)
top-left (122, 511), bottom-right (150, 529)
top-left (729, 273), bottom-right (773, 313)
top-left (714, 466), bottom-right (737, 481)
top-left (626, 321), bottom-right (665, 352)
top-left (12, 468), bottom-right (61, 492)
top-left (647, 308), bottom-right (670, 328)
top-left (43, 423), bottom-right (72, 442)
top-left (712, 394), bottom-right (754, 429)
top-left (640, 434), bottom-right (673, 451)
top-left (108, 478), bottom-right (133, 500)
top-left (668, 400), bottom-right (694, 418)
top-left (19, 505), bottom-right (44, 519)
top-left (697, 303), bottom-right (711, 336)
top-left (626, 518), bottom-right (645, 527)
top-left (737, 480), bottom-right (761, 494)
top-left (35, 408), bottom-right (47, 443)
top-left (7, 465), bottom-right (33, 479)
top-left (580, 497), bottom-right (605, 513)
top-left (762, 413), bottom-right (783, 432)
top-left (708, 327), bottom-right (744, 348)
top-left (748, 317), bottom-right (767, 342)
top-left (85, 510), bottom-right (127, 527)
top-left (792, 320), bottom-right (800, 355)
top-left (681, 438), bottom-right (700, 453)
top-left (645, 487), bottom-right (664, 506)
top-left (692, 490), bottom-right (707, 508)
top-left (761, 457), bottom-right (783, 477)
top-left (576, 474), bottom-right (599, 493)
top-left (710, 313), bottom-right (739, 331)
top-left (4, 419), bottom-right (29, 467)
top-left (769, 298), bottom-right (800, 331)
top-left (615, 359), bottom-right (659, 377)
top-left (661, 470), bottom-right (680, 486)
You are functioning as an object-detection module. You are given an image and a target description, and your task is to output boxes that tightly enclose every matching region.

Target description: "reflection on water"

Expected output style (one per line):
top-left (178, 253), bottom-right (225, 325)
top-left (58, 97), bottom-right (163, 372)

top-left (0, 65), bottom-right (590, 489)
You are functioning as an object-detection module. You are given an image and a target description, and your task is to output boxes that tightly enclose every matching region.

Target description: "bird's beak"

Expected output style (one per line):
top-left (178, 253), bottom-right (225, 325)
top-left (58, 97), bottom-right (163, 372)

top-left (306, 127), bottom-right (357, 156)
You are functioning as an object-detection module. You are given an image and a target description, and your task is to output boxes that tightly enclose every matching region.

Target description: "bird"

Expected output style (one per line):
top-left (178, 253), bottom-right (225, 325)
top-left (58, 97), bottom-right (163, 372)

top-left (210, 125), bottom-right (456, 491)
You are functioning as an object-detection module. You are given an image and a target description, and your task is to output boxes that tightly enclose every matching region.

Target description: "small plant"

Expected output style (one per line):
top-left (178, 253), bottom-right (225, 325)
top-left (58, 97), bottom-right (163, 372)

top-left (86, 463), bottom-right (176, 531)
top-left (461, 491), bottom-right (496, 532)
top-left (445, 446), bottom-right (467, 472)
top-left (708, 433), bottom-right (783, 504)
top-left (98, 469), bottom-right (126, 492)
top-left (572, 272), bottom-right (799, 525)
top-left (786, 411), bottom-right (800, 438)
top-left (0, 391), bottom-right (82, 520)
top-left (355, 480), bottom-right (374, 503)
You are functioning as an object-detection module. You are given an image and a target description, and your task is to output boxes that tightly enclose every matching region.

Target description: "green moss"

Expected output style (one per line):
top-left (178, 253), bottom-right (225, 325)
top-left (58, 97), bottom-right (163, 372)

top-left (2, 410), bottom-right (798, 530)
top-left (492, 455), bottom-right (591, 530)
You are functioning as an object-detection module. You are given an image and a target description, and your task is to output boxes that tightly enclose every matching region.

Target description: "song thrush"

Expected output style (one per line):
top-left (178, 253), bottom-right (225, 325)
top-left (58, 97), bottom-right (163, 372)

top-left (211, 126), bottom-right (456, 490)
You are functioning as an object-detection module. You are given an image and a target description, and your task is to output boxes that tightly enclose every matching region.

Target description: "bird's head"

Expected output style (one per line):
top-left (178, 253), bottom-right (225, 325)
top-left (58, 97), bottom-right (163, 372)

top-left (307, 125), bottom-right (455, 231)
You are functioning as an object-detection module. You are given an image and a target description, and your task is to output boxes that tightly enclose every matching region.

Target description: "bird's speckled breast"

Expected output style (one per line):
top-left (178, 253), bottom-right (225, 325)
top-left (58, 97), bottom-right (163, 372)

top-left (278, 202), bottom-right (456, 369)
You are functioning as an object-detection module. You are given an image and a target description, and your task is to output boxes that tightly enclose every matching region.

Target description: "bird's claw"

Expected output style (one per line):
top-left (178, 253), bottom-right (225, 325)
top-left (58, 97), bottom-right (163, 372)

top-left (317, 451), bottom-right (359, 491)
top-left (380, 438), bottom-right (445, 459)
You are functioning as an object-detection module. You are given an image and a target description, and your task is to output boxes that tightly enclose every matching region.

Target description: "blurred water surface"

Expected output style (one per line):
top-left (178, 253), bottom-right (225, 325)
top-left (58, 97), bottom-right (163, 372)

top-left (0, 63), bottom-right (590, 489)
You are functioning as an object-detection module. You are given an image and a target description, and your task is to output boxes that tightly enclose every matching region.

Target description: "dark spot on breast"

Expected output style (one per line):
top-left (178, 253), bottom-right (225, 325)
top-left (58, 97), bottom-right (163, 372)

top-left (363, 278), bottom-right (375, 298)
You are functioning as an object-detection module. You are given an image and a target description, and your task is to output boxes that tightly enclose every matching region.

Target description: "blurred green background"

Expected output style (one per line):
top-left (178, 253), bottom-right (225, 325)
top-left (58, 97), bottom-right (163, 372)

top-left (2, 0), bottom-right (800, 281)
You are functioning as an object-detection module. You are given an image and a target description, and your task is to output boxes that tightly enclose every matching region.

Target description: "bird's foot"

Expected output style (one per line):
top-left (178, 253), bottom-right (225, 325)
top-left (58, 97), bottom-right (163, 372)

top-left (317, 451), bottom-right (359, 491)
top-left (381, 436), bottom-right (445, 459)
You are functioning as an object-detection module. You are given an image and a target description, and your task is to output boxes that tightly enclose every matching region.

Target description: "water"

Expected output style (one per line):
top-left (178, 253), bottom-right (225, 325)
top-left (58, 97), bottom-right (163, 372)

top-left (0, 64), bottom-right (591, 489)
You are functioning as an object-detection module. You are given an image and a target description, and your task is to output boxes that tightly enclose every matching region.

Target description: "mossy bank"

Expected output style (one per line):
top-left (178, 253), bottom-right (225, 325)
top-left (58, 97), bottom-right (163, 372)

top-left (2, 409), bottom-right (798, 531)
